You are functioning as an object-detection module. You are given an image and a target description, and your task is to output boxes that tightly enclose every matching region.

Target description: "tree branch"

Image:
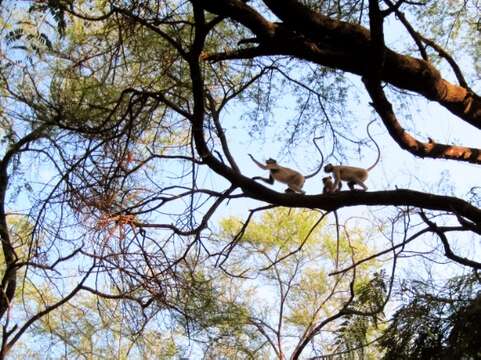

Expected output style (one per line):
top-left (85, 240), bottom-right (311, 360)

top-left (420, 211), bottom-right (481, 269)
top-left (199, 0), bottom-right (481, 129)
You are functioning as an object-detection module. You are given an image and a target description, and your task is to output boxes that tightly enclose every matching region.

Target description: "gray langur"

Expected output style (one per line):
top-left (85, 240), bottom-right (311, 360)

top-left (249, 155), bottom-right (307, 194)
top-left (323, 120), bottom-right (380, 191)
top-left (322, 176), bottom-right (340, 193)
top-left (249, 136), bottom-right (323, 195)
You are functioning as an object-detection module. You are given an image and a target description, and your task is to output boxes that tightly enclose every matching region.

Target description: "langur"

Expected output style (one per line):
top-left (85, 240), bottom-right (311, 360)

top-left (324, 120), bottom-right (380, 191)
top-left (322, 176), bottom-right (341, 193)
top-left (249, 155), bottom-right (306, 194)
top-left (249, 136), bottom-right (323, 195)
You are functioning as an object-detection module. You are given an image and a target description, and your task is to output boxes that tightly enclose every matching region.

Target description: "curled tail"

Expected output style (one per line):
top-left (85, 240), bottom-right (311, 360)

top-left (366, 119), bottom-right (380, 171)
top-left (305, 135), bottom-right (324, 179)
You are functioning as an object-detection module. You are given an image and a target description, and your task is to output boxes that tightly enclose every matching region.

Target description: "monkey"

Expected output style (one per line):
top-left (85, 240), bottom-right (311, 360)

top-left (324, 120), bottom-right (380, 192)
top-left (322, 176), bottom-right (341, 193)
top-left (324, 164), bottom-right (371, 191)
top-left (248, 136), bottom-right (324, 195)
top-left (249, 154), bottom-right (306, 194)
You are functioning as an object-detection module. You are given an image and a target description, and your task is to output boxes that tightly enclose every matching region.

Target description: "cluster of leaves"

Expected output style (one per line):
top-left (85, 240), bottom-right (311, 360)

top-left (379, 274), bottom-right (481, 359)
top-left (335, 271), bottom-right (387, 359)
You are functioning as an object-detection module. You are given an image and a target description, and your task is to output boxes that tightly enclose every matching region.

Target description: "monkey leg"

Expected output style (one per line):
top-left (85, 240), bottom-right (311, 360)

top-left (290, 184), bottom-right (305, 194)
top-left (348, 180), bottom-right (367, 191)
top-left (356, 180), bottom-right (368, 191)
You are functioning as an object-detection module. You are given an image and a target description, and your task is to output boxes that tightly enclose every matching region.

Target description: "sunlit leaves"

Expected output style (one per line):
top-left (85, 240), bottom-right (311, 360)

top-left (217, 208), bottom-right (382, 356)
top-left (220, 208), bottom-right (323, 251)
top-left (18, 292), bottom-right (180, 359)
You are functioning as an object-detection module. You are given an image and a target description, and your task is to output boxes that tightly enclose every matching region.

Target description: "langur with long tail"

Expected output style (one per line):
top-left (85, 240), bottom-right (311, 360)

top-left (249, 156), bottom-right (306, 194)
top-left (324, 120), bottom-right (380, 191)
top-left (249, 136), bottom-right (323, 194)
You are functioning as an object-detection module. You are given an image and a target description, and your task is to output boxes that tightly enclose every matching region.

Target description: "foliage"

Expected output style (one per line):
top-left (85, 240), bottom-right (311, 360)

top-left (379, 274), bottom-right (481, 360)
top-left (14, 292), bottom-right (179, 359)
top-left (218, 208), bottom-right (383, 358)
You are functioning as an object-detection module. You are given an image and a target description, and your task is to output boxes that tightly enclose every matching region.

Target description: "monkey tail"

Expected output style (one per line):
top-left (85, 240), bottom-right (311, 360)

top-left (366, 119), bottom-right (381, 172)
top-left (305, 135), bottom-right (324, 179)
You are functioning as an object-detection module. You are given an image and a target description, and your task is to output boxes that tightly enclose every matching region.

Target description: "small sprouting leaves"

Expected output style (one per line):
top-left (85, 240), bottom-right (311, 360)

top-left (28, 0), bottom-right (68, 37)
top-left (6, 24), bottom-right (53, 54)
top-left (5, 28), bottom-right (24, 44)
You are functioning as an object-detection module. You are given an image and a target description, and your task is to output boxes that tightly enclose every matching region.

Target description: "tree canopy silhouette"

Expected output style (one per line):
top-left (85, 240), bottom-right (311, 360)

top-left (0, 0), bottom-right (480, 358)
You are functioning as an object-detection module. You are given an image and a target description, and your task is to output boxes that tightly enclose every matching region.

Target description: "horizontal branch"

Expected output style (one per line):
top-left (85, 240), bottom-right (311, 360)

top-left (240, 187), bottom-right (481, 226)
top-left (188, 153), bottom-right (481, 228)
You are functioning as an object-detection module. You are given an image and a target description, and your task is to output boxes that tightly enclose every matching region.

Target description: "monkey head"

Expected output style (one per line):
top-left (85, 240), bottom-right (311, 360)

top-left (266, 158), bottom-right (279, 171)
top-left (322, 176), bottom-right (332, 184)
top-left (265, 158), bottom-right (278, 169)
top-left (324, 164), bottom-right (334, 172)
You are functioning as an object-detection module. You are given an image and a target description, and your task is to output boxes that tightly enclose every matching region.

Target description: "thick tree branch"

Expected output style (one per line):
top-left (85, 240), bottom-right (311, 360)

top-left (187, 20), bottom-right (481, 253)
top-left (192, 0), bottom-right (277, 41)
top-left (361, 0), bottom-right (481, 164)
top-left (385, 0), bottom-right (468, 88)
top-left (363, 77), bottom-right (481, 163)
top-left (190, 31), bottom-right (481, 229)
top-left (198, 0), bottom-right (481, 129)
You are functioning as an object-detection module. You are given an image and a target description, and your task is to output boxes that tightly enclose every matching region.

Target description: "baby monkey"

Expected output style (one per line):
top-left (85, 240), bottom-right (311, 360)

top-left (249, 154), bottom-right (306, 194)
top-left (322, 175), bottom-right (340, 193)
